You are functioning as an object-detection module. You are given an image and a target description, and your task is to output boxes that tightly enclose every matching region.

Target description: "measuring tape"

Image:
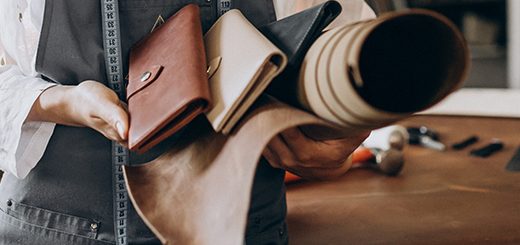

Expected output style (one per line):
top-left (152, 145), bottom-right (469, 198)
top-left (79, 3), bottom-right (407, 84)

top-left (100, 0), bottom-right (128, 244)
top-left (217, 0), bottom-right (232, 16)
top-left (99, 1), bottom-right (232, 244)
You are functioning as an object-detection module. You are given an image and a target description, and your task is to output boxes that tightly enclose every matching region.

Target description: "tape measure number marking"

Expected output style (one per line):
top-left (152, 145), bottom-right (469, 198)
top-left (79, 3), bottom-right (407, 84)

top-left (100, 0), bottom-right (128, 244)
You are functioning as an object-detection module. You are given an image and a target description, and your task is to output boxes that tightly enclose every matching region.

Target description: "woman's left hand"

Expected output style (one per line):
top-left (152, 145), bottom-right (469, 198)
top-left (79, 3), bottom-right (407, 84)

top-left (263, 127), bottom-right (370, 180)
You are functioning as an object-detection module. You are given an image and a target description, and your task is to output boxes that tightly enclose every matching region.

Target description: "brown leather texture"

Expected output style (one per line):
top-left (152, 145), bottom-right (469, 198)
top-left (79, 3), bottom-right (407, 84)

top-left (127, 4), bottom-right (210, 153)
top-left (124, 97), bottom-right (335, 245)
top-left (287, 116), bottom-right (520, 244)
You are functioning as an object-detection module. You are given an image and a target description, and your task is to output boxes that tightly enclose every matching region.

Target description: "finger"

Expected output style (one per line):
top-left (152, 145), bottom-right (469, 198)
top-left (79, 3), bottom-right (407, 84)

top-left (118, 140), bottom-right (129, 148)
top-left (282, 127), bottom-right (364, 166)
top-left (280, 127), bottom-right (334, 166)
top-left (280, 127), bottom-right (314, 150)
top-left (95, 102), bottom-right (129, 140)
top-left (99, 126), bottom-right (125, 142)
top-left (114, 103), bottom-right (129, 140)
top-left (322, 130), bottom-right (371, 149)
top-left (266, 135), bottom-right (296, 168)
top-left (119, 101), bottom-right (129, 112)
top-left (115, 100), bottom-right (130, 140)
top-left (287, 155), bottom-right (353, 181)
top-left (91, 119), bottom-right (125, 142)
top-left (322, 133), bottom-right (370, 163)
top-left (271, 134), bottom-right (329, 169)
top-left (262, 147), bottom-right (282, 169)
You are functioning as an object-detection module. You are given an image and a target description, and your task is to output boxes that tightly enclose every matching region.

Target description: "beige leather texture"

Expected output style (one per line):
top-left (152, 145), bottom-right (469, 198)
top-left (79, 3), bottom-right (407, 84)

top-left (203, 10), bottom-right (288, 134)
top-left (124, 97), bottom-right (334, 245)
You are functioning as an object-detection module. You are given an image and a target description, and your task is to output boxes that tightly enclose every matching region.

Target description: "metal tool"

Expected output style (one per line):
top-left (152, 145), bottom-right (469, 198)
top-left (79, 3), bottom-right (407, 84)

top-left (408, 126), bottom-right (446, 151)
top-left (353, 147), bottom-right (405, 176)
top-left (452, 135), bottom-right (479, 150)
top-left (363, 125), bottom-right (409, 151)
top-left (470, 139), bottom-right (504, 158)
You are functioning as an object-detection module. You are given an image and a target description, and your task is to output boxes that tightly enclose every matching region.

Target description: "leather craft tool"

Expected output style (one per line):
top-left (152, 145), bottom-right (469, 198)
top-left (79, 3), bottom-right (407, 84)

top-left (408, 126), bottom-right (446, 151)
top-left (470, 139), bottom-right (504, 158)
top-left (452, 135), bottom-right (479, 150)
top-left (363, 125), bottom-right (409, 151)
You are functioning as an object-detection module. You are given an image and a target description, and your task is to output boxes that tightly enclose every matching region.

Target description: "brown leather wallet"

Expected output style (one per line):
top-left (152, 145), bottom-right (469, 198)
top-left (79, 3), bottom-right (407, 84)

top-left (127, 4), bottom-right (211, 153)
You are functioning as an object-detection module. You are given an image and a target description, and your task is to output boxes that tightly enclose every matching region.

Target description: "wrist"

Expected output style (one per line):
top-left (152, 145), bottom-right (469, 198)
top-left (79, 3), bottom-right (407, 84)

top-left (27, 85), bottom-right (75, 123)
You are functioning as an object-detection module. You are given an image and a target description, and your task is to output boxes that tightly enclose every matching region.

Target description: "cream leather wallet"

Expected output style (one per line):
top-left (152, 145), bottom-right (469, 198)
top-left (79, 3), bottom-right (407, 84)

top-left (204, 10), bottom-right (287, 134)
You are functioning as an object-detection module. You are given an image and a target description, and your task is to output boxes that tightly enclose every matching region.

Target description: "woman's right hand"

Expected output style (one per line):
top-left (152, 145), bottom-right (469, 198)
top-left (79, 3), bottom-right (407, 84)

top-left (27, 80), bottom-right (129, 144)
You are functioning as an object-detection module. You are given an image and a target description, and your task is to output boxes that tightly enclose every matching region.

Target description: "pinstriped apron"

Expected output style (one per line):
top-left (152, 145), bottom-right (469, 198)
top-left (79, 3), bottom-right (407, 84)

top-left (0, 0), bottom-right (288, 244)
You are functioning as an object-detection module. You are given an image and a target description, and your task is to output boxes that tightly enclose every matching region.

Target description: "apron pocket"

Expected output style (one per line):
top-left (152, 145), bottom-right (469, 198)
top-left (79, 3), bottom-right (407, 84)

top-left (0, 199), bottom-right (102, 241)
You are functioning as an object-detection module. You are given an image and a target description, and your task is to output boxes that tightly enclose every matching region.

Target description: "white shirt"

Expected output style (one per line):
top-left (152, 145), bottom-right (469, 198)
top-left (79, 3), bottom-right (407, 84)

top-left (0, 0), bottom-right (374, 179)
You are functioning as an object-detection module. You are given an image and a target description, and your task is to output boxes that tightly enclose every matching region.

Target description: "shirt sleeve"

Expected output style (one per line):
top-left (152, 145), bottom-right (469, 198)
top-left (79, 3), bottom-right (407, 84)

top-left (0, 0), bottom-right (57, 179)
top-left (0, 47), bottom-right (57, 179)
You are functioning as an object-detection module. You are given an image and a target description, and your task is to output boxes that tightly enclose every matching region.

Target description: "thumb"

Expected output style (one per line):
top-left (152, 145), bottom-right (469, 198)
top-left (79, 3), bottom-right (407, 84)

top-left (97, 101), bottom-right (129, 140)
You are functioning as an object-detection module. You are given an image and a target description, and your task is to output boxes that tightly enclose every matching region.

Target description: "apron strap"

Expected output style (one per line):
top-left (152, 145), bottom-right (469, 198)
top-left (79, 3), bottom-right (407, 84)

top-left (100, 1), bottom-right (129, 244)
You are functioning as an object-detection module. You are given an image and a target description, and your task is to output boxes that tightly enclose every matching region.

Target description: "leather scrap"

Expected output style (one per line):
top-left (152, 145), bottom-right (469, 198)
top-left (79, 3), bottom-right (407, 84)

top-left (124, 97), bottom-right (335, 244)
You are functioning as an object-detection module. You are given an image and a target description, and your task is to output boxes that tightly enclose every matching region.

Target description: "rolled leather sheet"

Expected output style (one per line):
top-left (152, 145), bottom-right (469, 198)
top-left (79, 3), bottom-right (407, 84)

top-left (298, 9), bottom-right (469, 139)
top-left (123, 8), bottom-right (470, 245)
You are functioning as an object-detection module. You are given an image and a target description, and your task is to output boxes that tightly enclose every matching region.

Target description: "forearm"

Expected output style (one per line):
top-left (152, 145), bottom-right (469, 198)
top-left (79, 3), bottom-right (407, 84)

top-left (26, 85), bottom-right (80, 126)
top-left (25, 80), bottom-right (129, 142)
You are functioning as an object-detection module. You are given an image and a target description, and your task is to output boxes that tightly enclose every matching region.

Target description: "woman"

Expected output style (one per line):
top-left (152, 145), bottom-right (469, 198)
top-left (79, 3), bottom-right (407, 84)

top-left (0, 0), bottom-right (373, 244)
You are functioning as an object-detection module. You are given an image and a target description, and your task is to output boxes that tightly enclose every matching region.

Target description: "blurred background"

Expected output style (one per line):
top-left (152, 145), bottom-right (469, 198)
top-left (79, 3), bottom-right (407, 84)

top-left (366, 0), bottom-right (519, 89)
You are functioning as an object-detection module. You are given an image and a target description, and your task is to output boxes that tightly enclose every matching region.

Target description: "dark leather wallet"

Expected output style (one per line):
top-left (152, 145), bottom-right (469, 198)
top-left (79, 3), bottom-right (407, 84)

top-left (127, 4), bottom-right (211, 153)
top-left (259, 0), bottom-right (342, 105)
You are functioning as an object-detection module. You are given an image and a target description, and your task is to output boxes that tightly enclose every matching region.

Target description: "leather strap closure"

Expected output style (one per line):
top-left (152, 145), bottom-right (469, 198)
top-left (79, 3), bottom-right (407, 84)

top-left (127, 65), bottom-right (164, 100)
top-left (206, 56), bottom-right (222, 79)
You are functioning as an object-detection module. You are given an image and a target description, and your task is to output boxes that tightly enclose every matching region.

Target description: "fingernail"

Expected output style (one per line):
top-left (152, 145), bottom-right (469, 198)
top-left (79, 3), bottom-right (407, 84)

top-left (115, 121), bottom-right (125, 139)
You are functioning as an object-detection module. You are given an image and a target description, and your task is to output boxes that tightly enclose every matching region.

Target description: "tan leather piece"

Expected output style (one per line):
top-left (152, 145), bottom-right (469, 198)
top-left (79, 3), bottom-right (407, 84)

top-left (204, 10), bottom-right (287, 135)
top-left (127, 4), bottom-right (211, 153)
top-left (287, 116), bottom-right (520, 244)
top-left (124, 97), bottom-right (335, 245)
top-left (298, 10), bottom-right (469, 130)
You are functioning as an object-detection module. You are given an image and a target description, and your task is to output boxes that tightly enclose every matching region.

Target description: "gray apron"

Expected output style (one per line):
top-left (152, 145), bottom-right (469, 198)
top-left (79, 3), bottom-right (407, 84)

top-left (0, 0), bottom-right (287, 244)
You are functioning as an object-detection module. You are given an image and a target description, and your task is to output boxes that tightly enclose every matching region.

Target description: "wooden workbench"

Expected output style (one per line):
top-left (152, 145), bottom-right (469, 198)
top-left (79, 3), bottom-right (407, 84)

top-left (287, 116), bottom-right (520, 244)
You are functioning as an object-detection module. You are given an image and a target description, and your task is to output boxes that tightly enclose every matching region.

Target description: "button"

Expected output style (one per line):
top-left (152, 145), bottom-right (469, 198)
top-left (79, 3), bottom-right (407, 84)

top-left (140, 71), bottom-right (152, 82)
top-left (6, 200), bottom-right (13, 207)
top-left (90, 223), bottom-right (98, 231)
top-left (278, 228), bottom-right (284, 236)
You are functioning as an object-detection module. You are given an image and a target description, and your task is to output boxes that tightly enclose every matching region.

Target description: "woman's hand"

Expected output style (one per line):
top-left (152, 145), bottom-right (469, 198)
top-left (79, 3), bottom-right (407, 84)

top-left (263, 127), bottom-right (370, 180)
top-left (27, 80), bottom-right (129, 144)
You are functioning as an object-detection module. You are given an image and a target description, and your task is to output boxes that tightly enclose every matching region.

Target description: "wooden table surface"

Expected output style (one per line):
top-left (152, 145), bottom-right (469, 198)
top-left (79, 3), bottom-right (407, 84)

top-left (286, 116), bottom-right (520, 244)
